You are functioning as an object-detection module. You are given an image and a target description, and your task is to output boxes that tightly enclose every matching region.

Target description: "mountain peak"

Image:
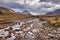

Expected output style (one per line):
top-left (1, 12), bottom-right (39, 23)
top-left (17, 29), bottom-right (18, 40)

top-left (22, 10), bottom-right (30, 14)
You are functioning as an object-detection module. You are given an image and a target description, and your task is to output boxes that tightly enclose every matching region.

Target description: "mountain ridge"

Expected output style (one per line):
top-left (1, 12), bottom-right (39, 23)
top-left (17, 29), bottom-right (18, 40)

top-left (46, 9), bottom-right (60, 15)
top-left (0, 7), bottom-right (15, 13)
top-left (17, 10), bottom-right (31, 15)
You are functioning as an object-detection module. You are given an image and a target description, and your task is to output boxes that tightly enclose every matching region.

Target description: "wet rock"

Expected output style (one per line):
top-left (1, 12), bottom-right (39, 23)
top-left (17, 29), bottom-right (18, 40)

top-left (0, 18), bottom-right (60, 40)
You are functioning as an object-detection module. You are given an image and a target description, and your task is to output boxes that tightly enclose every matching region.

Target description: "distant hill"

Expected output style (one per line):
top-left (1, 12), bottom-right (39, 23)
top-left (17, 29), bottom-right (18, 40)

top-left (0, 7), bottom-right (15, 13)
top-left (22, 10), bottom-right (30, 14)
top-left (46, 9), bottom-right (60, 15)
top-left (17, 10), bottom-right (31, 14)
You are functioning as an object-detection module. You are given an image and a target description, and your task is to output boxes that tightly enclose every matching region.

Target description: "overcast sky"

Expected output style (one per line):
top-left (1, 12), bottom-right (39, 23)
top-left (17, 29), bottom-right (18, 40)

top-left (0, 0), bottom-right (60, 15)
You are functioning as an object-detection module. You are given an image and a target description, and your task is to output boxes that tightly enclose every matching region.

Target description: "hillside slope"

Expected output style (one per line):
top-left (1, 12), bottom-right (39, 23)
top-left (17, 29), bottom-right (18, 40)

top-left (0, 7), bottom-right (33, 23)
top-left (0, 7), bottom-right (15, 13)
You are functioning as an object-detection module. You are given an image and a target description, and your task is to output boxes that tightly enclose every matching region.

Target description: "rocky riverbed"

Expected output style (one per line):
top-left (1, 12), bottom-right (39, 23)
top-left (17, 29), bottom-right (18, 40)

top-left (0, 18), bottom-right (60, 40)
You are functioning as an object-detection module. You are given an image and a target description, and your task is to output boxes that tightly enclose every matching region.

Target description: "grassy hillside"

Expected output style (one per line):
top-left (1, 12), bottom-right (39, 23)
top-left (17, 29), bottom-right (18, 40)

top-left (38, 15), bottom-right (60, 27)
top-left (0, 12), bottom-right (33, 23)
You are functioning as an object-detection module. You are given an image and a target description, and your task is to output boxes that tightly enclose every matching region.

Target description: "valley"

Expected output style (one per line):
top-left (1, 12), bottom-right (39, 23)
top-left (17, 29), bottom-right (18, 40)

top-left (0, 7), bottom-right (60, 40)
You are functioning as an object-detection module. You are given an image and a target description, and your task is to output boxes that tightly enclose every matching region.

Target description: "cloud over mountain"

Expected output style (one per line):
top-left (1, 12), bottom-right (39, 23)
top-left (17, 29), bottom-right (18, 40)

top-left (0, 0), bottom-right (60, 15)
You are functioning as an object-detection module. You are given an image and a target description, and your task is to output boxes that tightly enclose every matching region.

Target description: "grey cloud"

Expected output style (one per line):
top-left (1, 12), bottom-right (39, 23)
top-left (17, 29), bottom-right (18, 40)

top-left (40, 0), bottom-right (60, 3)
top-left (0, 0), bottom-right (60, 15)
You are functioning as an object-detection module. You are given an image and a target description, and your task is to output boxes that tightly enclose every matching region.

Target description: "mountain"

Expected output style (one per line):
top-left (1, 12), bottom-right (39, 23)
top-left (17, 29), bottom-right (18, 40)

top-left (22, 10), bottom-right (30, 14)
top-left (46, 9), bottom-right (60, 15)
top-left (0, 7), bottom-right (15, 13)
top-left (54, 9), bottom-right (60, 13)
top-left (17, 10), bottom-right (31, 14)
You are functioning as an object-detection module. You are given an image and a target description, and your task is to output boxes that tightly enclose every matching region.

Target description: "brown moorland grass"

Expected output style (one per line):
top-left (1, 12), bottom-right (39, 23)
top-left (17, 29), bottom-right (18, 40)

top-left (0, 13), bottom-right (33, 24)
